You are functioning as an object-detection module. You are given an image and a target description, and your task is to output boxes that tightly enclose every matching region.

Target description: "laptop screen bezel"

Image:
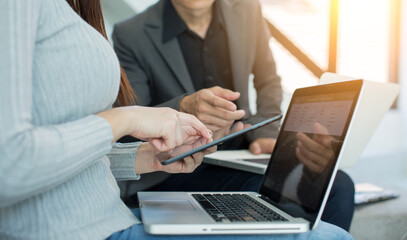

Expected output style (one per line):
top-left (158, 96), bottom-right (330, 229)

top-left (258, 80), bottom-right (363, 226)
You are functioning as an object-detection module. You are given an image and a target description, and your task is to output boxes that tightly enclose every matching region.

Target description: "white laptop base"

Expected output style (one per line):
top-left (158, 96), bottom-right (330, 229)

top-left (204, 150), bottom-right (270, 174)
top-left (138, 191), bottom-right (309, 235)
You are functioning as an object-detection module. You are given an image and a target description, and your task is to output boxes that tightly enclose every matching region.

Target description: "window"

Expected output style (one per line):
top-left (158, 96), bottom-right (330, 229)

top-left (261, 0), bottom-right (400, 94)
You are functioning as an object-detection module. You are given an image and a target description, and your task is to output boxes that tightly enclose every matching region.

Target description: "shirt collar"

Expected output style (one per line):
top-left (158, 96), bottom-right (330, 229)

top-left (162, 1), bottom-right (225, 43)
top-left (162, 0), bottom-right (189, 43)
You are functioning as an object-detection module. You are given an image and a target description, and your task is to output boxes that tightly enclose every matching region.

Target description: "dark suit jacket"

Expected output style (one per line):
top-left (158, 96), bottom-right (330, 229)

top-left (112, 0), bottom-right (282, 142)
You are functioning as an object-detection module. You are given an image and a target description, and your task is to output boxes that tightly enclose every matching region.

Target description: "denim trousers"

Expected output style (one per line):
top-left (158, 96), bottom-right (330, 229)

top-left (107, 208), bottom-right (353, 240)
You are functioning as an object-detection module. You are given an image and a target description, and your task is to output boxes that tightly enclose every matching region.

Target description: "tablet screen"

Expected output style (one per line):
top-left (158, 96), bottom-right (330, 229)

top-left (159, 114), bottom-right (283, 165)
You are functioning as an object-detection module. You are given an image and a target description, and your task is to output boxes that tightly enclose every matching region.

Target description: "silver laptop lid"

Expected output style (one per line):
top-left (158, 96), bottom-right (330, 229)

top-left (259, 80), bottom-right (363, 228)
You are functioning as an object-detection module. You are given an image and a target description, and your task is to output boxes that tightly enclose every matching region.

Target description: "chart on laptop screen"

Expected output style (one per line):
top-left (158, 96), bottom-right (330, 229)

top-left (284, 92), bottom-right (357, 136)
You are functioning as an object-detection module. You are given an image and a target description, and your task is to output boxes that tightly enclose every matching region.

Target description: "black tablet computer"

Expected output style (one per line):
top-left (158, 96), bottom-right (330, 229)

top-left (160, 114), bottom-right (283, 165)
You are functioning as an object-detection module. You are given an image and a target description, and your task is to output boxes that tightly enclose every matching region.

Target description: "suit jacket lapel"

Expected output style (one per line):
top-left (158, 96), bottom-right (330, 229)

top-left (218, 0), bottom-right (249, 109)
top-left (144, 1), bottom-right (195, 93)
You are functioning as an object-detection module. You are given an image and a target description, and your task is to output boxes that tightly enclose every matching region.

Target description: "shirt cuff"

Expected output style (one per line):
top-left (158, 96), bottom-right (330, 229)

top-left (107, 142), bottom-right (142, 181)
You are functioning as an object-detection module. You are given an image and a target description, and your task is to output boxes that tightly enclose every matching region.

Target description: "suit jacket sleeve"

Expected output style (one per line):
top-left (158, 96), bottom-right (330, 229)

top-left (112, 25), bottom-right (186, 110)
top-left (247, 1), bottom-right (283, 142)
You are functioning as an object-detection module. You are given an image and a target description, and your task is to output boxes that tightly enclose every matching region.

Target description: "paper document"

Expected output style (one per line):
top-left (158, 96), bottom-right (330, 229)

top-left (205, 150), bottom-right (271, 161)
top-left (354, 183), bottom-right (399, 205)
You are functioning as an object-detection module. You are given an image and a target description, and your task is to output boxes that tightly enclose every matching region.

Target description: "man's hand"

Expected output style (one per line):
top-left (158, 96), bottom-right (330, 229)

top-left (179, 86), bottom-right (245, 131)
top-left (296, 123), bottom-right (334, 174)
top-left (249, 138), bottom-right (277, 155)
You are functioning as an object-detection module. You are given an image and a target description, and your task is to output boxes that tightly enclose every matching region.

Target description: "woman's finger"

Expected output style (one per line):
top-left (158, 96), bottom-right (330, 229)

top-left (149, 138), bottom-right (170, 152)
top-left (192, 152), bottom-right (204, 165)
top-left (179, 113), bottom-right (212, 139)
top-left (182, 156), bottom-right (196, 173)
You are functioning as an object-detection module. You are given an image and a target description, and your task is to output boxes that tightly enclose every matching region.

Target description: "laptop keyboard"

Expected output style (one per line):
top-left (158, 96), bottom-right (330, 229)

top-left (192, 194), bottom-right (288, 223)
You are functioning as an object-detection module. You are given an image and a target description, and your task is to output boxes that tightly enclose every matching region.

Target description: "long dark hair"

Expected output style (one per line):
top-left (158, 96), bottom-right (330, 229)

top-left (66, 0), bottom-right (136, 106)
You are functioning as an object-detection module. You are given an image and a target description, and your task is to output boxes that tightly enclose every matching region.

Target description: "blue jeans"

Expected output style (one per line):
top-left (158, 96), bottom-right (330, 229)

top-left (107, 209), bottom-right (353, 240)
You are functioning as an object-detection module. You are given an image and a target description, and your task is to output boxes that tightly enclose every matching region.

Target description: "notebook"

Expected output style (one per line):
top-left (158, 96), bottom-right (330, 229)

top-left (138, 80), bottom-right (363, 235)
top-left (354, 183), bottom-right (400, 205)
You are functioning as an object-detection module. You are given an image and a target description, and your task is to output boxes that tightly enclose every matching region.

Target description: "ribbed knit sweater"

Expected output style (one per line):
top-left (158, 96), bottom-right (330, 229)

top-left (0, 0), bottom-right (142, 239)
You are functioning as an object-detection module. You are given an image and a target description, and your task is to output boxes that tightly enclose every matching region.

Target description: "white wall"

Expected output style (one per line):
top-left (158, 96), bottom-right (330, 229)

top-left (122, 0), bottom-right (158, 13)
top-left (396, 0), bottom-right (407, 175)
top-left (101, 0), bottom-right (158, 40)
top-left (399, 0), bottom-right (407, 149)
top-left (344, 0), bottom-right (407, 178)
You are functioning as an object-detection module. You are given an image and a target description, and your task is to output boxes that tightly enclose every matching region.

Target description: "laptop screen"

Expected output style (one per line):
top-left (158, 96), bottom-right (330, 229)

top-left (259, 80), bottom-right (362, 225)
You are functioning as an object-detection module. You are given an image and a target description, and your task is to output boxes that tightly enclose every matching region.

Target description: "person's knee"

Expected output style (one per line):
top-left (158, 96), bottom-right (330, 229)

top-left (239, 173), bottom-right (263, 192)
top-left (316, 222), bottom-right (354, 240)
top-left (323, 170), bottom-right (355, 231)
top-left (332, 170), bottom-right (355, 201)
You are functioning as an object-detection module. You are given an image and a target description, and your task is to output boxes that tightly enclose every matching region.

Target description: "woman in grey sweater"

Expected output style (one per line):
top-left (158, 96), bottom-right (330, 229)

top-left (0, 0), bottom-right (353, 239)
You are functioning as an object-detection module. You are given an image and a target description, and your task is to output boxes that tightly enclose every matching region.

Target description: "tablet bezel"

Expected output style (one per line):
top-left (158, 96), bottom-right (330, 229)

top-left (160, 114), bottom-right (283, 165)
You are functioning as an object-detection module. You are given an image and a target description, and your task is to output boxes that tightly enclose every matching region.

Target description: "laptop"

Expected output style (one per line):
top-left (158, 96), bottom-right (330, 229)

top-left (204, 74), bottom-right (400, 173)
top-left (138, 80), bottom-right (363, 235)
top-left (318, 73), bottom-right (400, 168)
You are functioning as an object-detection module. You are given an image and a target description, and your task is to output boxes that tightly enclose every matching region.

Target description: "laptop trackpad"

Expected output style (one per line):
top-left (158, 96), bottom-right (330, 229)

top-left (141, 200), bottom-right (205, 224)
top-left (143, 200), bottom-right (197, 212)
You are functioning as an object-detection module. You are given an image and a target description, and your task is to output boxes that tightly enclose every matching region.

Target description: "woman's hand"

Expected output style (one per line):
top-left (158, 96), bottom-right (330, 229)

top-left (127, 106), bottom-right (212, 152)
top-left (97, 106), bottom-right (212, 152)
top-left (135, 142), bottom-right (216, 174)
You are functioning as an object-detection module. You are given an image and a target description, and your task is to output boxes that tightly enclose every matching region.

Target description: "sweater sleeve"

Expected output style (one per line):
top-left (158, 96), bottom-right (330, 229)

top-left (107, 142), bottom-right (142, 181)
top-left (0, 0), bottom-right (114, 208)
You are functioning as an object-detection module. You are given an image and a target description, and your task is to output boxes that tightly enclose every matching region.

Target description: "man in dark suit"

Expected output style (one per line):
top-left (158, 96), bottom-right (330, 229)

top-left (112, 0), bottom-right (354, 231)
